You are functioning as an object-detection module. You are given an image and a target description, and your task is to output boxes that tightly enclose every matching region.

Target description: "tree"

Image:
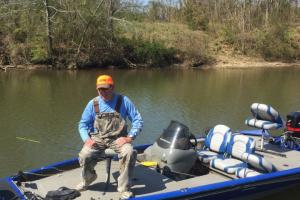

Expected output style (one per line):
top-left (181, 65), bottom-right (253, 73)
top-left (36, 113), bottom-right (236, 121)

top-left (44, 0), bottom-right (53, 63)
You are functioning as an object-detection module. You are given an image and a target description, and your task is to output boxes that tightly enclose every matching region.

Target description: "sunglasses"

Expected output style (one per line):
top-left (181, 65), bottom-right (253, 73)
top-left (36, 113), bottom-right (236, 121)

top-left (98, 87), bottom-right (112, 91)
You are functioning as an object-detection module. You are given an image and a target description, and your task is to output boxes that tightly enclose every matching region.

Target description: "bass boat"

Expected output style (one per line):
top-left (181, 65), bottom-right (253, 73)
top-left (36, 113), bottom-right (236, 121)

top-left (1, 103), bottom-right (300, 200)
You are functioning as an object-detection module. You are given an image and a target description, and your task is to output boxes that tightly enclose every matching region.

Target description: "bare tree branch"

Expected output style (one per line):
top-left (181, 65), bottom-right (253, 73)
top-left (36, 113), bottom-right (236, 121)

top-left (47, 5), bottom-right (75, 13)
top-left (75, 0), bottom-right (105, 59)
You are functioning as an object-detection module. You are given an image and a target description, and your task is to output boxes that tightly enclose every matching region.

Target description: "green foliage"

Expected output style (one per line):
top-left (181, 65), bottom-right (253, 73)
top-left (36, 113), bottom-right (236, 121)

top-left (183, 1), bottom-right (209, 31)
top-left (120, 37), bottom-right (177, 67)
top-left (186, 16), bottom-right (209, 31)
top-left (30, 47), bottom-right (47, 64)
top-left (117, 11), bottom-right (146, 22)
top-left (221, 24), bottom-right (238, 45)
top-left (30, 36), bottom-right (48, 64)
top-left (13, 28), bottom-right (27, 43)
top-left (258, 25), bottom-right (300, 61)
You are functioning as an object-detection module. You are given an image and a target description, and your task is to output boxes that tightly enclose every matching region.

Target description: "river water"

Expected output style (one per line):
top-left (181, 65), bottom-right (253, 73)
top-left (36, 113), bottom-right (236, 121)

top-left (1, 68), bottom-right (300, 198)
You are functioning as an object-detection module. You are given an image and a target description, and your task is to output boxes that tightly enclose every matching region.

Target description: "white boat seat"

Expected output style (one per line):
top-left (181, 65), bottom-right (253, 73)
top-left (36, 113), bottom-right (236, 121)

top-left (245, 103), bottom-right (284, 130)
top-left (235, 152), bottom-right (276, 179)
top-left (242, 153), bottom-right (277, 173)
top-left (198, 125), bottom-right (231, 164)
top-left (235, 168), bottom-right (261, 178)
top-left (197, 151), bottom-right (223, 163)
top-left (245, 119), bottom-right (282, 130)
top-left (211, 158), bottom-right (247, 174)
top-left (210, 134), bottom-right (256, 174)
top-left (226, 134), bottom-right (256, 159)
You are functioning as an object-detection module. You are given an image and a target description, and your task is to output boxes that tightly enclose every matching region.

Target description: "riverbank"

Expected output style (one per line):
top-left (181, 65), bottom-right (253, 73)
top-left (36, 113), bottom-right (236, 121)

top-left (0, 65), bottom-right (51, 71)
top-left (165, 53), bottom-right (300, 69)
top-left (1, 55), bottom-right (300, 71)
top-left (211, 54), bottom-right (300, 69)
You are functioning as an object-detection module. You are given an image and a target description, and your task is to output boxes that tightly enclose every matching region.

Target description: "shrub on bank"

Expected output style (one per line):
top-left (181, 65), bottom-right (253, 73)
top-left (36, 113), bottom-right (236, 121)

top-left (120, 37), bottom-right (177, 68)
top-left (121, 22), bottom-right (214, 68)
top-left (215, 22), bottom-right (300, 62)
top-left (258, 26), bottom-right (300, 61)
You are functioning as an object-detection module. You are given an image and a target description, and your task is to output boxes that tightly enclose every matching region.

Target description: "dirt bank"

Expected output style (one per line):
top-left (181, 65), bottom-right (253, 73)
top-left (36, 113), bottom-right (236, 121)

top-left (211, 54), bottom-right (300, 69)
top-left (1, 55), bottom-right (300, 71)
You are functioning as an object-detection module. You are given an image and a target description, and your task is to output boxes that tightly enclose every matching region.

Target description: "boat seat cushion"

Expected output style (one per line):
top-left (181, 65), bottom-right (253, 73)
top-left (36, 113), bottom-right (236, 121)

top-left (242, 153), bottom-right (277, 173)
top-left (210, 158), bottom-right (247, 174)
top-left (226, 134), bottom-right (255, 160)
top-left (204, 124), bottom-right (232, 153)
top-left (235, 167), bottom-right (261, 178)
top-left (198, 150), bottom-right (222, 164)
top-left (245, 103), bottom-right (284, 129)
top-left (245, 119), bottom-right (282, 130)
top-left (210, 134), bottom-right (255, 174)
top-left (198, 124), bottom-right (232, 164)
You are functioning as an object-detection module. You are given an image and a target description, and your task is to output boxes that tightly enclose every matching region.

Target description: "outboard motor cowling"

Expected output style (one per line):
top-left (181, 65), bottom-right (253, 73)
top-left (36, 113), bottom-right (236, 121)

top-left (286, 111), bottom-right (300, 138)
top-left (144, 121), bottom-right (198, 177)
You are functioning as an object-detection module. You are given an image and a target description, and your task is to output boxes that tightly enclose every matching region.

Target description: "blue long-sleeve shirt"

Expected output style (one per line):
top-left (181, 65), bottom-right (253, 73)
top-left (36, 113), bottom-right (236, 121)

top-left (78, 94), bottom-right (143, 142)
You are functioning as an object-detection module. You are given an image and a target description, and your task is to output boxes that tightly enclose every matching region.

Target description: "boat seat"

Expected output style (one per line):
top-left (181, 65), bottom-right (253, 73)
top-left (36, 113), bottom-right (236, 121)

top-left (245, 103), bottom-right (284, 150)
top-left (197, 125), bottom-right (232, 164)
top-left (197, 151), bottom-right (222, 164)
top-left (245, 119), bottom-right (282, 130)
top-left (211, 158), bottom-right (247, 174)
top-left (245, 103), bottom-right (284, 130)
top-left (104, 148), bottom-right (118, 191)
top-left (241, 153), bottom-right (277, 173)
top-left (235, 168), bottom-right (261, 178)
top-left (235, 152), bottom-right (277, 178)
top-left (210, 134), bottom-right (255, 174)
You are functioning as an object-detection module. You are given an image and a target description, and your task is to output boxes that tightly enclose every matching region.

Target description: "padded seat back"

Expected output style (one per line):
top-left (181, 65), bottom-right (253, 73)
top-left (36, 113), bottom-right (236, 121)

top-left (205, 124), bottom-right (231, 153)
top-left (245, 103), bottom-right (284, 130)
top-left (242, 153), bottom-right (277, 173)
top-left (226, 134), bottom-right (255, 160)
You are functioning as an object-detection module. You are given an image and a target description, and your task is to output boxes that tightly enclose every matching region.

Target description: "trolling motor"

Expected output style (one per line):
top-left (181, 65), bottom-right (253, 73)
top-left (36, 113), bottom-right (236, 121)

top-left (143, 120), bottom-right (198, 179)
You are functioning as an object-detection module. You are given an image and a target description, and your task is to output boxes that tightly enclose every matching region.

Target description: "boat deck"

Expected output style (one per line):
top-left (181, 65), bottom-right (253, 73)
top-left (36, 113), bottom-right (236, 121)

top-left (19, 161), bottom-right (229, 200)
top-left (253, 137), bottom-right (300, 170)
top-left (18, 138), bottom-right (300, 200)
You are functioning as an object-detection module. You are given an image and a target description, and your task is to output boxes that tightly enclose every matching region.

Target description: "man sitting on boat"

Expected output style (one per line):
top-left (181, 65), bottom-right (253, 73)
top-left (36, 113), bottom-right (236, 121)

top-left (76, 75), bottom-right (143, 199)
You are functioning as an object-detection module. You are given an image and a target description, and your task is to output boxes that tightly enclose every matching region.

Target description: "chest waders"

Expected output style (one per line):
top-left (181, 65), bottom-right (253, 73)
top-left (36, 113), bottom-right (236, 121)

top-left (77, 95), bottom-right (136, 195)
top-left (90, 95), bottom-right (127, 143)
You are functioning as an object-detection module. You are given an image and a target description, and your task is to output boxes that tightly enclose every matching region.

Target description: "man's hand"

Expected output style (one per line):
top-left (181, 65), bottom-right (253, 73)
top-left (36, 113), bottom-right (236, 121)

top-left (84, 138), bottom-right (96, 148)
top-left (115, 136), bottom-right (133, 147)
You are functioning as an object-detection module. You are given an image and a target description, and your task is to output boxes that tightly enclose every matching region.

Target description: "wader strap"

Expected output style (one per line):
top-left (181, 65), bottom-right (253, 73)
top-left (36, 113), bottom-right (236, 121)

top-left (93, 97), bottom-right (99, 114)
top-left (93, 95), bottom-right (122, 114)
top-left (115, 95), bottom-right (123, 113)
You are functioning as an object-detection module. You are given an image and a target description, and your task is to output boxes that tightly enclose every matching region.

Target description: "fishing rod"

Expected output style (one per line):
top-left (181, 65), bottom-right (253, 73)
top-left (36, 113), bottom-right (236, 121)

top-left (15, 136), bottom-right (80, 152)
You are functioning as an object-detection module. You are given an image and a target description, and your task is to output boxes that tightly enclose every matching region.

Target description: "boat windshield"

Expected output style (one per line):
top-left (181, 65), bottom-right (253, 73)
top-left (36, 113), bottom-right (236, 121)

top-left (156, 120), bottom-right (192, 150)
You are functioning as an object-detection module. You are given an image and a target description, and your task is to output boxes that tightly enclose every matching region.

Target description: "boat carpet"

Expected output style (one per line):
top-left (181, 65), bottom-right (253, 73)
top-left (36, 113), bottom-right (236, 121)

top-left (251, 136), bottom-right (300, 170)
top-left (19, 161), bottom-right (229, 200)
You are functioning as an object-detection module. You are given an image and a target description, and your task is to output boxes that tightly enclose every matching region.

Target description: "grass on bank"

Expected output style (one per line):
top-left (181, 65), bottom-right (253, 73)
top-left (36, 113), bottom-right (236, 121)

top-left (119, 21), bottom-right (215, 68)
